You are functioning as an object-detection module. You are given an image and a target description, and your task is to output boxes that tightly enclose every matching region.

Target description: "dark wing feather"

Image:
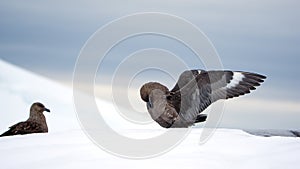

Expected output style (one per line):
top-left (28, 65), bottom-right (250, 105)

top-left (0, 121), bottom-right (45, 137)
top-left (210, 71), bottom-right (266, 101)
top-left (168, 70), bottom-right (266, 127)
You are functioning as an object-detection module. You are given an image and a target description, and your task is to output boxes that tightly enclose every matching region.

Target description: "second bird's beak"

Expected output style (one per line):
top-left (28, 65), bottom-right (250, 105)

top-left (44, 108), bottom-right (51, 113)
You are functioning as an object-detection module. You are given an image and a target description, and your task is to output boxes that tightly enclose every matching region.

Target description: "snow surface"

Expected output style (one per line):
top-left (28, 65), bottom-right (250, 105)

top-left (0, 59), bottom-right (300, 169)
top-left (1, 129), bottom-right (299, 169)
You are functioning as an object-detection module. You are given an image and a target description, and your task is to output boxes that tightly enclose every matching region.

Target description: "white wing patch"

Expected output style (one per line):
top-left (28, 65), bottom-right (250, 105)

top-left (226, 72), bottom-right (245, 89)
top-left (197, 70), bottom-right (202, 74)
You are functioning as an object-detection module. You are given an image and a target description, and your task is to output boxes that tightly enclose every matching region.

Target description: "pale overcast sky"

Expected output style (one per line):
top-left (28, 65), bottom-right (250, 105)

top-left (0, 0), bottom-right (299, 129)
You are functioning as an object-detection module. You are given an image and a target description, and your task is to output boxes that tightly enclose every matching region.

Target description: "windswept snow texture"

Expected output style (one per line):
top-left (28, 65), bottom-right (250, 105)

top-left (0, 59), bottom-right (300, 169)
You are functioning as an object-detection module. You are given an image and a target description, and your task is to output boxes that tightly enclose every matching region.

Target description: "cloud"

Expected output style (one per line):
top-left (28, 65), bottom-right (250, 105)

top-left (218, 97), bottom-right (300, 129)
